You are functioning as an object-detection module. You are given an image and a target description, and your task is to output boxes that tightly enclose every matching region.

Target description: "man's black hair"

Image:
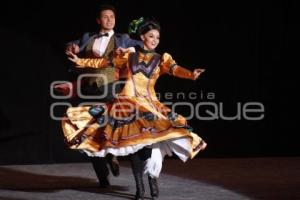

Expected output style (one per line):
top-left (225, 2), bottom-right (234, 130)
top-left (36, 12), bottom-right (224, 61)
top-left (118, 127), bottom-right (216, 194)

top-left (96, 4), bottom-right (117, 18)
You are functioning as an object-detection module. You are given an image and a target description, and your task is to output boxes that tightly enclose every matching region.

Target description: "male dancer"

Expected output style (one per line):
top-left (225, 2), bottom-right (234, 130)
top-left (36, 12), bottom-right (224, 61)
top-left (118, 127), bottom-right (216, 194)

top-left (65, 4), bottom-right (142, 188)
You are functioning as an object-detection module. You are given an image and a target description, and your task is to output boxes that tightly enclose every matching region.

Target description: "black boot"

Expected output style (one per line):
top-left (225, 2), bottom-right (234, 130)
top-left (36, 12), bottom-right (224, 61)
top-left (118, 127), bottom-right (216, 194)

top-left (130, 152), bottom-right (145, 200)
top-left (106, 154), bottom-right (120, 177)
top-left (148, 175), bottom-right (159, 199)
top-left (134, 172), bottom-right (145, 200)
top-left (90, 157), bottom-right (110, 188)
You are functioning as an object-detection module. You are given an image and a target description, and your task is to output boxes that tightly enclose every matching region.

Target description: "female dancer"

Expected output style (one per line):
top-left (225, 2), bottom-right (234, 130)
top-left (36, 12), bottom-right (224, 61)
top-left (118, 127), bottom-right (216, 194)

top-left (64, 18), bottom-right (207, 200)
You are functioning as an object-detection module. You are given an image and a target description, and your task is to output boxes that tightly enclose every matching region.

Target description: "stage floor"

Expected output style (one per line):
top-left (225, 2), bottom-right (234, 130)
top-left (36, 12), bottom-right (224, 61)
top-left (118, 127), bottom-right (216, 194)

top-left (0, 157), bottom-right (299, 200)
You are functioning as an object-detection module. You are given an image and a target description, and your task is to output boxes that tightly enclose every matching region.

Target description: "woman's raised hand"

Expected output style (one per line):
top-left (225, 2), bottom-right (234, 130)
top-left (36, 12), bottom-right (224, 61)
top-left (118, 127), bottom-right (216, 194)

top-left (65, 51), bottom-right (79, 63)
top-left (193, 68), bottom-right (205, 80)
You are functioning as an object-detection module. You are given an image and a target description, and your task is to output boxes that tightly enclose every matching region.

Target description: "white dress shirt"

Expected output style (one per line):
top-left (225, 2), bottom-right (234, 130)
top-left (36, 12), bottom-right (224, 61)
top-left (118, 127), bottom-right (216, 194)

top-left (92, 30), bottom-right (114, 57)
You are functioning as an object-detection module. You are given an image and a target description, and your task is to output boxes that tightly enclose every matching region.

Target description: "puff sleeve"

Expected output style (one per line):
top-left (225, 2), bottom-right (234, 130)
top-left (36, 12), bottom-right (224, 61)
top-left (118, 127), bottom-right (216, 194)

top-left (159, 53), bottom-right (195, 80)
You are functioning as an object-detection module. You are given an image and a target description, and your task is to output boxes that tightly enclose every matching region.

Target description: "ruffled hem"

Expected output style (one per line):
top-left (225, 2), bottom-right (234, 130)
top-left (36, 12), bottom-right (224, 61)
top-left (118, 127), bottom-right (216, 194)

top-left (82, 136), bottom-right (201, 178)
top-left (82, 143), bottom-right (149, 157)
top-left (82, 134), bottom-right (199, 159)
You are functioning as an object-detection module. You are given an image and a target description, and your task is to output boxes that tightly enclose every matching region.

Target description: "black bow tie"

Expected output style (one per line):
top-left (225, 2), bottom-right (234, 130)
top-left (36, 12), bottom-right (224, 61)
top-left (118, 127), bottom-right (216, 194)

top-left (95, 33), bottom-right (109, 38)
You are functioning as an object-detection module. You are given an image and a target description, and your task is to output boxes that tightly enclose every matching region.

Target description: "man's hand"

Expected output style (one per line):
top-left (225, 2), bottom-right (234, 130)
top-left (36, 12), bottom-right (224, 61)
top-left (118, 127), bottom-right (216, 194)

top-left (193, 68), bottom-right (205, 80)
top-left (115, 47), bottom-right (135, 55)
top-left (66, 44), bottom-right (80, 54)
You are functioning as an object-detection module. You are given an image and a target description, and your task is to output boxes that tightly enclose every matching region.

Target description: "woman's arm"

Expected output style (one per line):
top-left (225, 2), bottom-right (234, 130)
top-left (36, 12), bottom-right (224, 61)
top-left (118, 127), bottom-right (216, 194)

top-left (66, 51), bottom-right (108, 68)
top-left (171, 65), bottom-right (205, 80)
top-left (160, 53), bottom-right (205, 80)
top-left (66, 51), bottom-right (127, 69)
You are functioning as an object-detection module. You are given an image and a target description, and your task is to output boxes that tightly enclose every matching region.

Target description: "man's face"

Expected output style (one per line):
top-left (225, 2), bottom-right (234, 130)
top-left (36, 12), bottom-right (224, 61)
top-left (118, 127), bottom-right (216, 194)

top-left (97, 9), bottom-right (115, 31)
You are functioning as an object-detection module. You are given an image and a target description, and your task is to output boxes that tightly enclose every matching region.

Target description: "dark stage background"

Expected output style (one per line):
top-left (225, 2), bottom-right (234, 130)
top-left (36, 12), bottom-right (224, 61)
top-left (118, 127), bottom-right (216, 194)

top-left (0, 0), bottom-right (297, 164)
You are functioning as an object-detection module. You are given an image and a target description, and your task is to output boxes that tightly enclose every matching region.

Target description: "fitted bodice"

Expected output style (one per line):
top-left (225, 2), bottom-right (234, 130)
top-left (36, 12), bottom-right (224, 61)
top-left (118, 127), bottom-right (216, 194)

top-left (120, 52), bottom-right (161, 101)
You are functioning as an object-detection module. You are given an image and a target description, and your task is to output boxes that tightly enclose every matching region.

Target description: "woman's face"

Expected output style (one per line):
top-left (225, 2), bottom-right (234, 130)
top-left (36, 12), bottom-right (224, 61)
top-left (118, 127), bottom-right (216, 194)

top-left (141, 29), bottom-right (160, 51)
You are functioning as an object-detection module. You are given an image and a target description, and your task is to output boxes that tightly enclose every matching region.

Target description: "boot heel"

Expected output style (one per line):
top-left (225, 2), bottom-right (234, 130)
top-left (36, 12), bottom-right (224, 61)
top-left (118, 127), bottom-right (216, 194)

top-left (148, 175), bottom-right (159, 199)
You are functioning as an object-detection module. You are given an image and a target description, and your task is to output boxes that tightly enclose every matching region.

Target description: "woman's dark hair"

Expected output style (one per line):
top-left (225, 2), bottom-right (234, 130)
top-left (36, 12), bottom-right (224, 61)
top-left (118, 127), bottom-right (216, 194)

top-left (138, 19), bottom-right (160, 35)
top-left (96, 4), bottom-right (117, 18)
